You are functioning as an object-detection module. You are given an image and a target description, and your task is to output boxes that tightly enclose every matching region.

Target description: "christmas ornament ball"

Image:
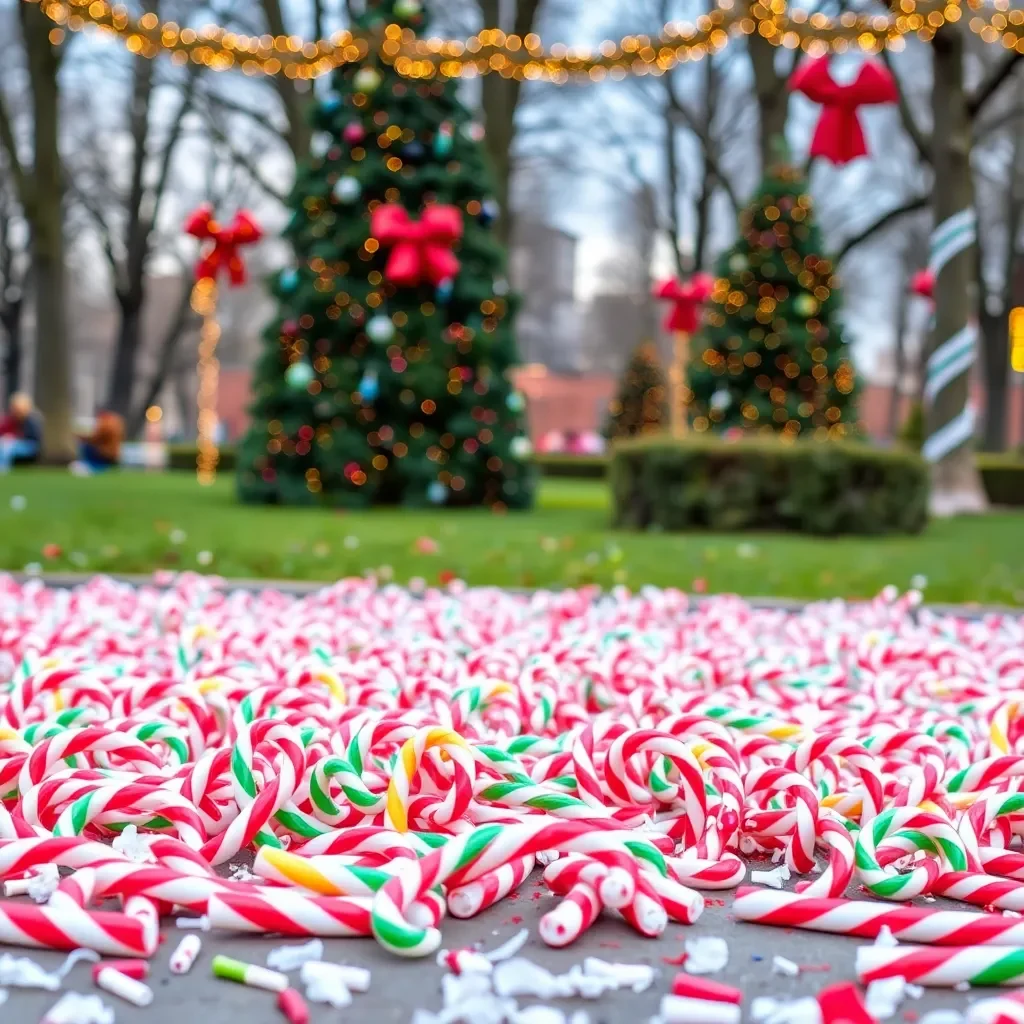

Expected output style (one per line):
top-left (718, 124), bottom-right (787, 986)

top-left (794, 293), bottom-right (819, 317)
top-left (506, 392), bottom-right (526, 414)
top-left (278, 268), bottom-right (300, 294)
top-left (510, 436), bottom-right (532, 459)
top-left (319, 93), bottom-right (341, 113)
top-left (310, 132), bottom-right (332, 158)
top-left (332, 176), bottom-right (361, 204)
top-left (367, 315), bottom-right (396, 344)
top-left (394, 0), bottom-right (422, 17)
top-left (343, 122), bottom-right (367, 145)
top-left (479, 198), bottom-right (500, 227)
top-left (728, 254), bottom-right (747, 273)
top-left (427, 481), bottom-right (448, 505)
top-left (354, 68), bottom-right (382, 94)
top-left (403, 141), bottom-right (426, 162)
top-left (435, 278), bottom-right (455, 303)
top-left (285, 360), bottom-right (315, 390)
top-left (358, 370), bottom-right (380, 402)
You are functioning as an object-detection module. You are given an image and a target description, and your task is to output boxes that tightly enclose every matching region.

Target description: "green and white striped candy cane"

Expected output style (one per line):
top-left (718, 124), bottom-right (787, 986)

top-left (922, 209), bottom-right (977, 464)
top-left (855, 806), bottom-right (968, 900)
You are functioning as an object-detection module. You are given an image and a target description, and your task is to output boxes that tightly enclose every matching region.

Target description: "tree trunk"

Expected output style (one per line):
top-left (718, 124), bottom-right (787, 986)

top-left (20, 4), bottom-right (74, 462)
top-left (107, 297), bottom-right (143, 416)
top-left (888, 271), bottom-right (911, 440)
top-left (664, 108), bottom-right (686, 276)
top-left (259, 0), bottom-right (311, 160)
top-left (1, 296), bottom-right (24, 403)
top-left (479, 0), bottom-right (542, 249)
top-left (126, 278), bottom-right (195, 438)
top-left (925, 25), bottom-right (988, 514)
top-left (980, 310), bottom-right (1010, 451)
top-left (748, 33), bottom-right (788, 174)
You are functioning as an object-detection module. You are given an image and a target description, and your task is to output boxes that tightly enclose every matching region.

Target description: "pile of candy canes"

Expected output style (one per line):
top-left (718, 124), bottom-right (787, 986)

top-left (1, 574), bottom-right (1024, 1022)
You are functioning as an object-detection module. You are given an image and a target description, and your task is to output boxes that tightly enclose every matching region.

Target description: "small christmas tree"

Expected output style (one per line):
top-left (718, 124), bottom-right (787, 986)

top-left (237, 0), bottom-right (535, 509)
top-left (605, 343), bottom-right (668, 440)
top-left (688, 161), bottom-right (857, 438)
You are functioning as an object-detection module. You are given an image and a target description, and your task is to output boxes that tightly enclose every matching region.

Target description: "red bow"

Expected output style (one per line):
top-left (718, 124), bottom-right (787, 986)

top-left (653, 273), bottom-right (714, 333)
top-left (910, 269), bottom-right (935, 303)
top-left (370, 204), bottom-right (463, 287)
top-left (184, 206), bottom-right (263, 287)
top-left (788, 57), bottom-right (898, 166)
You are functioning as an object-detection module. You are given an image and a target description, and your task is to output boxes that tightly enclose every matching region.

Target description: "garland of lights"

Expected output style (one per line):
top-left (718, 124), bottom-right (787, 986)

top-left (27, 0), bottom-right (1021, 80)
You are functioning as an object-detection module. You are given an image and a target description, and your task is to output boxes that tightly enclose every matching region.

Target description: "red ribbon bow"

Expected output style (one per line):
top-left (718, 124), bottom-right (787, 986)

top-left (184, 206), bottom-right (263, 287)
top-left (788, 56), bottom-right (898, 166)
top-left (653, 273), bottom-right (714, 333)
top-left (370, 204), bottom-right (463, 287)
top-left (910, 269), bottom-right (935, 303)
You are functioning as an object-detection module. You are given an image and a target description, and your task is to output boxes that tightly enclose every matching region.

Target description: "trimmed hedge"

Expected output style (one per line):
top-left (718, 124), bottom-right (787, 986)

top-left (532, 453), bottom-right (608, 479)
top-left (610, 435), bottom-right (930, 535)
top-left (168, 445), bottom-right (237, 473)
top-left (977, 454), bottom-right (1024, 507)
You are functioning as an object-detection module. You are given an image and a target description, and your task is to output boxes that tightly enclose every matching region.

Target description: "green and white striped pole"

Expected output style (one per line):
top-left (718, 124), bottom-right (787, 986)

top-left (924, 25), bottom-right (988, 516)
top-left (922, 209), bottom-right (977, 466)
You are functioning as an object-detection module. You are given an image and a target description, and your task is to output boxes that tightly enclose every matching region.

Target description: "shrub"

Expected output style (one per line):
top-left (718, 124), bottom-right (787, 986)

top-left (610, 434), bottom-right (929, 535)
top-left (977, 454), bottom-right (1024, 507)
top-left (532, 454), bottom-right (608, 479)
top-left (168, 445), bottom-right (237, 473)
top-left (899, 402), bottom-right (924, 451)
top-left (605, 343), bottom-right (668, 440)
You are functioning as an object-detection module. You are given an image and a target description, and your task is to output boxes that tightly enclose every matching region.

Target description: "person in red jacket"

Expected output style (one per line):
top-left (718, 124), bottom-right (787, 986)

top-left (0, 393), bottom-right (42, 472)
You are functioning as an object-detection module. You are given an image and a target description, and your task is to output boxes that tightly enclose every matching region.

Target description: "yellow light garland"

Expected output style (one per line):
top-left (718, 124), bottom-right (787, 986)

top-left (25, 0), bottom-right (1024, 78)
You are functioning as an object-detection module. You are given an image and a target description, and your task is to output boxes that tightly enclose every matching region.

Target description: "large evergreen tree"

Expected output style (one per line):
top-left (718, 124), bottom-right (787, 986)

top-left (237, 0), bottom-right (535, 509)
top-left (688, 162), bottom-right (857, 438)
top-left (605, 343), bottom-right (668, 440)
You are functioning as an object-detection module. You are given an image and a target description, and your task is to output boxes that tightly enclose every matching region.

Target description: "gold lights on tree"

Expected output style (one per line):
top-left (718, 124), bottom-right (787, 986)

top-left (24, 0), bottom-right (1024, 81)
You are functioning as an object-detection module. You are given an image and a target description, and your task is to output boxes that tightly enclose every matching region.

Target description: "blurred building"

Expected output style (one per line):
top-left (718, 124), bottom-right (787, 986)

top-left (509, 219), bottom-right (581, 372)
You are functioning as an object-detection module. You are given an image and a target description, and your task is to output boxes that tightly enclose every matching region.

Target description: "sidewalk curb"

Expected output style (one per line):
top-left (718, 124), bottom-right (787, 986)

top-left (6, 572), bottom-right (1019, 618)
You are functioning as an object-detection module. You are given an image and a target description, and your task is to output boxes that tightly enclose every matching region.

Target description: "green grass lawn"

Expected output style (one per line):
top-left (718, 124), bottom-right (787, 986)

top-left (1, 470), bottom-right (1022, 604)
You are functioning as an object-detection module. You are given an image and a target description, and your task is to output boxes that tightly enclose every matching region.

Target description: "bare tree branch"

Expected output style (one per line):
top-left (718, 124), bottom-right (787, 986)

top-left (880, 49), bottom-right (932, 166)
top-left (835, 194), bottom-right (930, 262)
top-left (968, 51), bottom-right (1023, 118)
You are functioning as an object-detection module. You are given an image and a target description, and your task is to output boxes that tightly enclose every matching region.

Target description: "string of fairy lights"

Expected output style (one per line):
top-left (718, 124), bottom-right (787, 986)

top-left (27, 0), bottom-right (1024, 81)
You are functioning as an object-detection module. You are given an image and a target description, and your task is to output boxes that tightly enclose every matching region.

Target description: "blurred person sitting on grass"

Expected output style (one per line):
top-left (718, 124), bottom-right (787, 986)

top-left (0, 392), bottom-right (43, 473)
top-left (71, 409), bottom-right (124, 476)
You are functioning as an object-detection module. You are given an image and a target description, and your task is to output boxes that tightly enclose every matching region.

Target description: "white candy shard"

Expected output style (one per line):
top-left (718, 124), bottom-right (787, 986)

top-left (0, 952), bottom-right (64, 991)
top-left (865, 975), bottom-right (907, 1020)
top-left (875, 925), bottom-right (899, 947)
top-left (683, 936), bottom-right (729, 975)
top-left (751, 864), bottom-right (791, 889)
top-left (772, 955), bottom-right (800, 977)
top-left (266, 938), bottom-right (324, 972)
top-left (111, 824), bottom-right (155, 863)
top-left (301, 960), bottom-right (370, 993)
top-left (485, 928), bottom-right (530, 962)
top-left (24, 864), bottom-right (60, 903)
top-left (41, 992), bottom-right (116, 1024)
top-left (492, 959), bottom-right (557, 999)
top-left (581, 957), bottom-right (654, 993)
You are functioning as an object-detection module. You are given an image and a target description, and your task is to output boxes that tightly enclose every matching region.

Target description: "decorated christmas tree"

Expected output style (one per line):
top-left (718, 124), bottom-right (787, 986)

top-left (605, 343), bottom-right (668, 440)
top-left (687, 161), bottom-right (857, 437)
top-left (237, 0), bottom-right (535, 509)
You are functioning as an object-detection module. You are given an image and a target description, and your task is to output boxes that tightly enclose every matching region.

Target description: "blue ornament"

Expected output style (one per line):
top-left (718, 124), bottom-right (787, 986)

top-left (435, 277), bottom-right (454, 303)
top-left (279, 268), bottom-right (299, 294)
top-left (359, 370), bottom-right (379, 403)
top-left (433, 123), bottom-right (454, 158)
top-left (320, 93), bottom-right (342, 113)
top-left (506, 391), bottom-right (526, 413)
top-left (479, 198), bottom-right (500, 228)
top-left (427, 481), bottom-right (448, 505)
top-left (403, 141), bottom-right (426, 163)
top-left (332, 176), bottom-right (361, 204)
top-left (285, 360), bottom-right (315, 390)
